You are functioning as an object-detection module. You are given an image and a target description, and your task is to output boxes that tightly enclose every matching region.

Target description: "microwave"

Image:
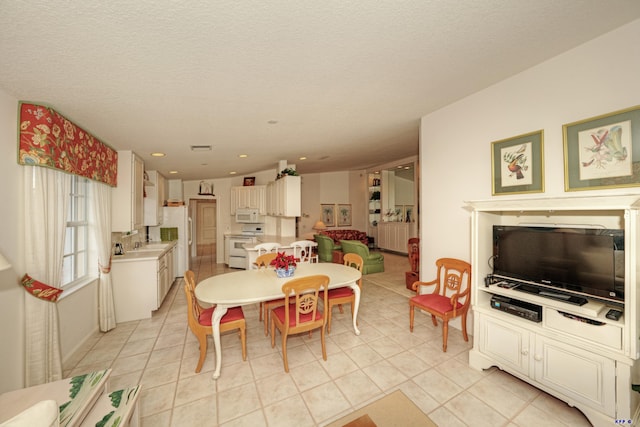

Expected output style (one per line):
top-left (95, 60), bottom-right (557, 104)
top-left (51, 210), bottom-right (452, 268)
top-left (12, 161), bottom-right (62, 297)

top-left (236, 208), bottom-right (260, 223)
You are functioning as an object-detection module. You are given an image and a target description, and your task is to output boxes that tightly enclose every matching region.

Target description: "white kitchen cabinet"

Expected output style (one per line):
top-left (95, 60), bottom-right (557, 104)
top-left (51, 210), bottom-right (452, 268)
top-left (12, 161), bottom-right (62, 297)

top-left (144, 170), bottom-right (166, 226)
top-left (112, 150), bottom-right (144, 232)
top-left (377, 222), bottom-right (417, 253)
top-left (111, 247), bottom-right (175, 322)
top-left (467, 195), bottom-right (640, 427)
top-left (230, 185), bottom-right (266, 214)
top-left (476, 312), bottom-right (616, 417)
top-left (266, 176), bottom-right (300, 217)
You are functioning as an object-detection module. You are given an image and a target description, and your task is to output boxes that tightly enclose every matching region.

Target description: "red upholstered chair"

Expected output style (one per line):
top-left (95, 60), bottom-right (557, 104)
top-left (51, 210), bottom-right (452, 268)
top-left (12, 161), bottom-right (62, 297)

top-left (270, 275), bottom-right (329, 372)
top-left (254, 252), bottom-right (288, 336)
top-left (326, 253), bottom-right (363, 333)
top-left (409, 258), bottom-right (471, 352)
top-left (184, 270), bottom-right (247, 373)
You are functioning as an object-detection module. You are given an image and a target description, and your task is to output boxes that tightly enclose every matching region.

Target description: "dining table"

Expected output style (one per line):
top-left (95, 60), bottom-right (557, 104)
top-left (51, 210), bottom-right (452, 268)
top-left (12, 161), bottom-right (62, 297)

top-left (195, 262), bottom-right (362, 379)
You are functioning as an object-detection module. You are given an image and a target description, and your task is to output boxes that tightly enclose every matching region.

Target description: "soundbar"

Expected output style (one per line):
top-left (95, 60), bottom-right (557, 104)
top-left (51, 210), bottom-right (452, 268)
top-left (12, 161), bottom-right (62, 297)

top-left (490, 295), bottom-right (542, 323)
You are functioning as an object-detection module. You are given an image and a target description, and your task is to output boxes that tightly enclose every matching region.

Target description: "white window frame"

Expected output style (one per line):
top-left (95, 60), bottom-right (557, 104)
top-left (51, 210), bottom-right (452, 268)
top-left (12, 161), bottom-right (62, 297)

top-left (62, 176), bottom-right (90, 288)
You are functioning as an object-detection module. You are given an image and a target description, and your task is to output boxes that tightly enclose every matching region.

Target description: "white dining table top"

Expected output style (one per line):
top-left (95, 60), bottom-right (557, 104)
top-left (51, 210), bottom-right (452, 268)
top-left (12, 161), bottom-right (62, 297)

top-left (195, 263), bottom-right (361, 306)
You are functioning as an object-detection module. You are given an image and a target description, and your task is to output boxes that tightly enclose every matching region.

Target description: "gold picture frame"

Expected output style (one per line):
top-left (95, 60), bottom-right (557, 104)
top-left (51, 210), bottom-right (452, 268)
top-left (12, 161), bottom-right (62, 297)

top-left (321, 204), bottom-right (336, 227)
top-left (491, 130), bottom-right (544, 195)
top-left (337, 204), bottom-right (352, 227)
top-left (563, 105), bottom-right (640, 191)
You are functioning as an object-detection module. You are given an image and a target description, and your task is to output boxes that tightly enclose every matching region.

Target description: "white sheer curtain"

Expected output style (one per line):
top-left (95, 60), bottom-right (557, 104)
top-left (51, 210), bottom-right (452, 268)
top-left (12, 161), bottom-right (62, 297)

top-left (91, 181), bottom-right (116, 332)
top-left (23, 166), bottom-right (70, 386)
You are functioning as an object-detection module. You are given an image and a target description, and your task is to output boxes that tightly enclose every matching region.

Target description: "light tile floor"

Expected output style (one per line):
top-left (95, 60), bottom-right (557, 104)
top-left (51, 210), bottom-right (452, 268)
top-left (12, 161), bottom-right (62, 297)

top-left (64, 251), bottom-right (593, 426)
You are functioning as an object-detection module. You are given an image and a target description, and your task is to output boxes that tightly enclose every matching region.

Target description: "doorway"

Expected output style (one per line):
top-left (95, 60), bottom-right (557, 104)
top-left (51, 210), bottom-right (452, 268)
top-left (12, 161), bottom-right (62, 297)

top-left (189, 199), bottom-right (217, 258)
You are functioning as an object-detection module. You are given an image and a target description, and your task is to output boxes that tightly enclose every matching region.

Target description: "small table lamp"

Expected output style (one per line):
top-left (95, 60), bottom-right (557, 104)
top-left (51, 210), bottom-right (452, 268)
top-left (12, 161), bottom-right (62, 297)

top-left (313, 220), bottom-right (327, 231)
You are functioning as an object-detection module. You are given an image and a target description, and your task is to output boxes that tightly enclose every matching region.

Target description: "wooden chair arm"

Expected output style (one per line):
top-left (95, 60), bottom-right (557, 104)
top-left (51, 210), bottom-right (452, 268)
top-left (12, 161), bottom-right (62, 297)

top-left (411, 279), bottom-right (437, 294)
top-left (449, 288), bottom-right (469, 317)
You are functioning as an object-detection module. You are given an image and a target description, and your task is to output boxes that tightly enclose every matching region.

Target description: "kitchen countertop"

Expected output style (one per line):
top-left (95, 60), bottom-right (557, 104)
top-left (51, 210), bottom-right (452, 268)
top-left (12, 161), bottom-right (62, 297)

top-left (112, 241), bottom-right (177, 263)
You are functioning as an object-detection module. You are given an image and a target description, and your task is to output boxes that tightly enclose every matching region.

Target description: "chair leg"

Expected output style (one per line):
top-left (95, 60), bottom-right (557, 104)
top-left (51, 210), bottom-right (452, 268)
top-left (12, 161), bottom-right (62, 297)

top-left (264, 305), bottom-right (270, 336)
top-left (239, 325), bottom-right (247, 361)
top-left (259, 302), bottom-right (263, 321)
top-left (431, 314), bottom-right (438, 326)
top-left (409, 304), bottom-right (415, 332)
top-left (282, 333), bottom-right (289, 373)
top-left (442, 320), bottom-right (449, 352)
top-left (461, 312), bottom-right (469, 342)
top-left (270, 318), bottom-right (276, 348)
top-left (326, 301), bottom-right (333, 333)
top-left (337, 304), bottom-right (344, 314)
top-left (320, 325), bottom-right (327, 361)
top-left (195, 333), bottom-right (207, 373)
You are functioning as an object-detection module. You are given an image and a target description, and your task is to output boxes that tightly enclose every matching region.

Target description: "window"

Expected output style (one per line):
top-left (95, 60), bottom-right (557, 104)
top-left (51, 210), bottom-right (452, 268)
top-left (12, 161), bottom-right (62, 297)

top-left (62, 176), bottom-right (90, 287)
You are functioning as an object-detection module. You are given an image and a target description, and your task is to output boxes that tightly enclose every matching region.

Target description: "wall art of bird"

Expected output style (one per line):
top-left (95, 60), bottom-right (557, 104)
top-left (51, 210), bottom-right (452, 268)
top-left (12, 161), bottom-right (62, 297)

top-left (503, 145), bottom-right (528, 180)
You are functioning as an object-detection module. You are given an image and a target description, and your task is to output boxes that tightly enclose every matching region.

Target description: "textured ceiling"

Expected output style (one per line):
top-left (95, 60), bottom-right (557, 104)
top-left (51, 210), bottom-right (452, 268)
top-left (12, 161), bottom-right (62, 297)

top-left (1, 1), bottom-right (639, 180)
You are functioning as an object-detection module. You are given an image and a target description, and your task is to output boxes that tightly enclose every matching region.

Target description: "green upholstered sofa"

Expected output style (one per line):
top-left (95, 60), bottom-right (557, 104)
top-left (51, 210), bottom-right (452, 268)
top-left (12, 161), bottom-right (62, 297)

top-left (314, 234), bottom-right (341, 262)
top-left (339, 240), bottom-right (384, 274)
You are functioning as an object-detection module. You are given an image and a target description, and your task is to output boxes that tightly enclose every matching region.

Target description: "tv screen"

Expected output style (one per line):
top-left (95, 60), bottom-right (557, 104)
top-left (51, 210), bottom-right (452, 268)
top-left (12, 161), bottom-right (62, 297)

top-left (493, 226), bottom-right (624, 303)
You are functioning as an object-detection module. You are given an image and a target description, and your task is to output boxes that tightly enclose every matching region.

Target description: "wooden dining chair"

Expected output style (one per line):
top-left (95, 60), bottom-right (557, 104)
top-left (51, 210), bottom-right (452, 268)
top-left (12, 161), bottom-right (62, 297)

top-left (326, 253), bottom-right (363, 333)
top-left (254, 252), bottom-right (286, 334)
top-left (254, 252), bottom-right (277, 269)
top-left (184, 270), bottom-right (247, 372)
top-left (291, 240), bottom-right (318, 263)
top-left (409, 258), bottom-right (471, 352)
top-left (270, 274), bottom-right (330, 372)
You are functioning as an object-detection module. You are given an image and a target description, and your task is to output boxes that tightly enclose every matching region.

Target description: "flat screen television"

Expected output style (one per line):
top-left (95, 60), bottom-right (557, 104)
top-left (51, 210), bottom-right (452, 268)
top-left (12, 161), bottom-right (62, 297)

top-left (492, 225), bottom-right (625, 304)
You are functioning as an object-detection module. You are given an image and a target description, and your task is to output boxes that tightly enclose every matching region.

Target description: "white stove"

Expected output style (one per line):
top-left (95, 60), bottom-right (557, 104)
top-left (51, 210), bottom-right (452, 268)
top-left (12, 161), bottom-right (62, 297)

top-left (227, 224), bottom-right (264, 269)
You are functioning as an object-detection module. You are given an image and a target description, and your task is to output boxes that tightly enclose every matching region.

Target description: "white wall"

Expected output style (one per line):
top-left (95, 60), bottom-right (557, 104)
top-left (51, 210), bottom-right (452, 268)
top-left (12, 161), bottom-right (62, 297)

top-left (298, 171), bottom-right (357, 232)
top-left (0, 88), bottom-right (25, 392)
top-left (420, 20), bottom-right (640, 291)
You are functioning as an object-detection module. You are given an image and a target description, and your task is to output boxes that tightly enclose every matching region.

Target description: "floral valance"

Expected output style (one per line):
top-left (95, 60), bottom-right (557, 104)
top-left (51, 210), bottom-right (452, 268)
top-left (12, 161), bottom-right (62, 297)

top-left (18, 102), bottom-right (118, 187)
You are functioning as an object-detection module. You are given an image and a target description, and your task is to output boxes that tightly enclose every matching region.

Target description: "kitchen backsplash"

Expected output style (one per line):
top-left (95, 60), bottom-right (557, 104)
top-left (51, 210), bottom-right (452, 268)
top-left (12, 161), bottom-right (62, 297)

top-left (111, 228), bottom-right (146, 254)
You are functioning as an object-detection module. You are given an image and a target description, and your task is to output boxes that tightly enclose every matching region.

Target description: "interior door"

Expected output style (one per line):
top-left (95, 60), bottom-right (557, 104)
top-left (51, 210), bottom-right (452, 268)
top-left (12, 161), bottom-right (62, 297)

top-left (197, 200), bottom-right (217, 256)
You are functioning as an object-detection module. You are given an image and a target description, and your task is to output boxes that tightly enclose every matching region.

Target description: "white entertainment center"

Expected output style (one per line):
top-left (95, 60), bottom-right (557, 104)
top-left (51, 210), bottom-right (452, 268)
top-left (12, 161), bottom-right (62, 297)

top-left (467, 195), bottom-right (640, 427)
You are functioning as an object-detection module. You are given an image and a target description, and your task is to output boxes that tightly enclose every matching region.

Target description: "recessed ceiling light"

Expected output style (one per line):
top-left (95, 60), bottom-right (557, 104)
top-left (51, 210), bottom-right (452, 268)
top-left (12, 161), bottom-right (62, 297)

top-left (299, 156), bottom-right (307, 160)
top-left (229, 171), bottom-right (237, 175)
top-left (238, 154), bottom-right (248, 158)
top-left (190, 145), bottom-right (212, 151)
top-left (151, 152), bottom-right (166, 157)
top-left (169, 170), bottom-right (178, 174)
top-left (267, 120), bottom-right (278, 125)
top-left (201, 163), bottom-right (208, 166)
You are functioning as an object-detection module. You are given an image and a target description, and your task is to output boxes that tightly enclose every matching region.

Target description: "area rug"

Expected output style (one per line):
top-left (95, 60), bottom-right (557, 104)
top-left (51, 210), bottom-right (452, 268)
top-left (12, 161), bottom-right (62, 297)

top-left (325, 390), bottom-right (437, 427)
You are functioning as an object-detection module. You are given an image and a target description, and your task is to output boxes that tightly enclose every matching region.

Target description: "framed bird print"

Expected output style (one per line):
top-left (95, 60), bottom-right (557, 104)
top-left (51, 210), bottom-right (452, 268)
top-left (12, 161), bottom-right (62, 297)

top-left (491, 130), bottom-right (544, 195)
top-left (563, 105), bottom-right (640, 191)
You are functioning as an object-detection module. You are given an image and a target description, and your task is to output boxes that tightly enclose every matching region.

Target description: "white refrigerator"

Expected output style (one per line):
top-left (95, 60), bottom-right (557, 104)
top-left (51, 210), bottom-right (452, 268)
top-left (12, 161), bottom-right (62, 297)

top-left (149, 206), bottom-right (191, 277)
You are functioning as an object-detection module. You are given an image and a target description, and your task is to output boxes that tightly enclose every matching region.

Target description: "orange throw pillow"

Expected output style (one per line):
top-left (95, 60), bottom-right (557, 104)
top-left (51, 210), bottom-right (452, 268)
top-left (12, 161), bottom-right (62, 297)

top-left (21, 274), bottom-right (63, 302)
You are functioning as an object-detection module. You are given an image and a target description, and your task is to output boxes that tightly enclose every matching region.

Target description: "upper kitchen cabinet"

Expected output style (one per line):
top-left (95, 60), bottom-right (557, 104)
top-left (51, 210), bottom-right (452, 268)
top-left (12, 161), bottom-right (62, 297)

top-left (266, 175), bottom-right (301, 217)
top-left (230, 185), bottom-right (267, 215)
top-left (112, 150), bottom-right (145, 232)
top-left (144, 170), bottom-right (166, 226)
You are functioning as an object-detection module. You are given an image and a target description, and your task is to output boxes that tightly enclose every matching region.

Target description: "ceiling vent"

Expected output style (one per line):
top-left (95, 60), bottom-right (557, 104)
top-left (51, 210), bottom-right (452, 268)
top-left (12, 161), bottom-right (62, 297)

top-left (190, 145), bottom-right (212, 151)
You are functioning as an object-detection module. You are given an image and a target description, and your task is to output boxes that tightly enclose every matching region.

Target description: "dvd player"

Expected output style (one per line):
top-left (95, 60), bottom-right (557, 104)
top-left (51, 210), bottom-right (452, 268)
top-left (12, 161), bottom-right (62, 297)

top-left (490, 295), bottom-right (542, 323)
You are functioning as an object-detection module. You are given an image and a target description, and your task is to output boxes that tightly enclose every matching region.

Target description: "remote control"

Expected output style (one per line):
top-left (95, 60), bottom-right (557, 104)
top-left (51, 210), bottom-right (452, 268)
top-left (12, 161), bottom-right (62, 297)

top-left (605, 309), bottom-right (622, 321)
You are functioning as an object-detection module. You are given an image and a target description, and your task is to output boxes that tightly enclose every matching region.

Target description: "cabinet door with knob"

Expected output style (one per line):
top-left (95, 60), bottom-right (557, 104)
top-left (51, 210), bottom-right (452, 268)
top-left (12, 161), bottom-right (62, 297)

top-left (477, 313), bottom-right (531, 376)
top-left (477, 312), bottom-right (615, 417)
top-left (112, 150), bottom-right (144, 232)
